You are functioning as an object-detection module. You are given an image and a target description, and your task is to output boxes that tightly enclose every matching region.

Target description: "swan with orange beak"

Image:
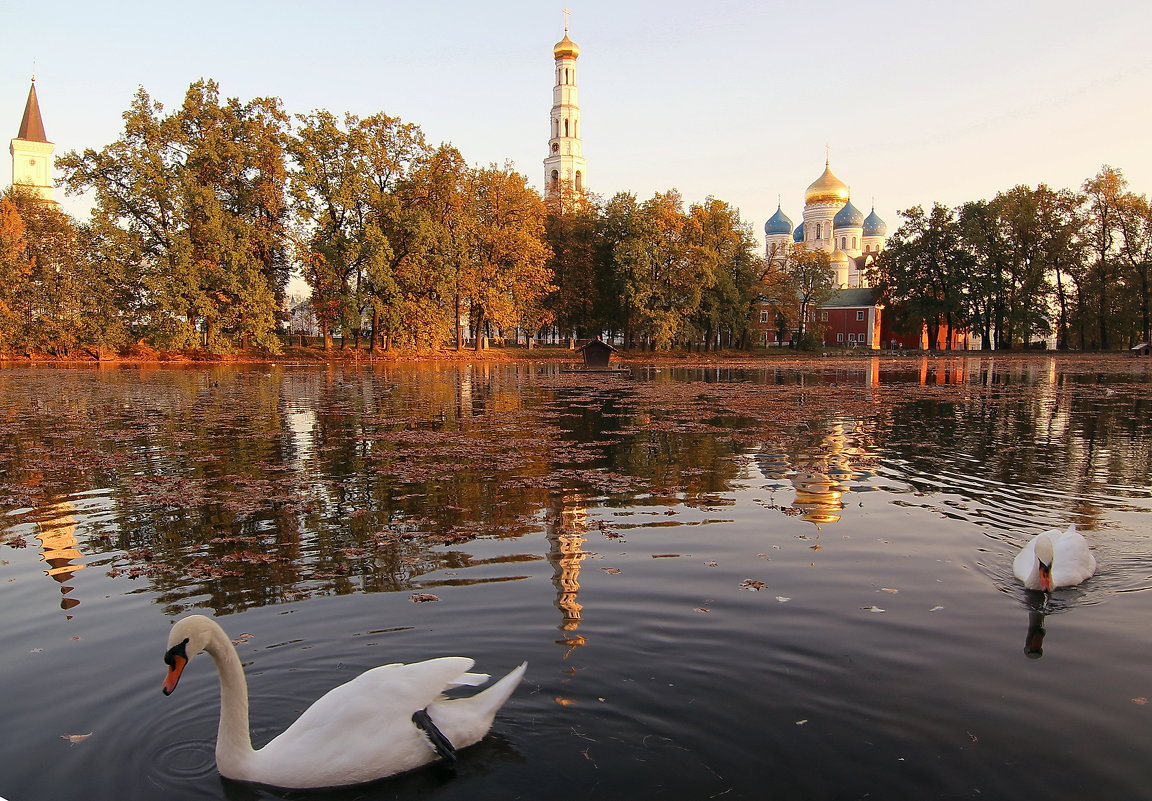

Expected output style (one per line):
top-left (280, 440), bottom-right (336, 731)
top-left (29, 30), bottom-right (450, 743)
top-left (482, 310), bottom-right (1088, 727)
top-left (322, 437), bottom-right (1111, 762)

top-left (1013, 525), bottom-right (1096, 592)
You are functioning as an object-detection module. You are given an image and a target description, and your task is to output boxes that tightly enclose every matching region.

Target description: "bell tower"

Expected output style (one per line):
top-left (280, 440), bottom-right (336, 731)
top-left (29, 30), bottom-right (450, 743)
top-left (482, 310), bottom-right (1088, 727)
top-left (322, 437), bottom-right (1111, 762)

top-left (10, 77), bottom-right (56, 203)
top-left (544, 10), bottom-right (587, 203)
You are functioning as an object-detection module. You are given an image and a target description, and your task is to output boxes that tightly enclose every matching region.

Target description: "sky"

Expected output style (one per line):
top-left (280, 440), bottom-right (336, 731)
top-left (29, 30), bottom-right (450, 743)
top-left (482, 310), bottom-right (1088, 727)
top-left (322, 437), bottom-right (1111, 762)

top-left (3, 0), bottom-right (1151, 250)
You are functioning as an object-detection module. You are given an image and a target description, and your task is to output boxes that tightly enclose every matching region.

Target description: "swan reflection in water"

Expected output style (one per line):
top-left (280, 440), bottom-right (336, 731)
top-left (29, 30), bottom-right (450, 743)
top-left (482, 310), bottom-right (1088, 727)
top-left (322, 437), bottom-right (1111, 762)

top-left (1024, 610), bottom-right (1047, 659)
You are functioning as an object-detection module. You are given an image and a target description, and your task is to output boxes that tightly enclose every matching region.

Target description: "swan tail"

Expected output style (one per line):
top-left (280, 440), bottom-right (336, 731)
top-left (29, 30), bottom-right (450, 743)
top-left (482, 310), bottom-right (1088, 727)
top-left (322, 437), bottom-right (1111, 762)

top-left (449, 671), bottom-right (490, 688)
top-left (452, 662), bottom-right (527, 721)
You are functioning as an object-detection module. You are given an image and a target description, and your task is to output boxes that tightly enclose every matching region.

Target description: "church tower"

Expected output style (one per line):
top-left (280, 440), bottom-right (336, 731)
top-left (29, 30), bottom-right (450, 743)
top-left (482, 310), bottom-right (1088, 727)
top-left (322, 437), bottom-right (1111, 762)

top-left (10, 78), bottom-right (55, 203)
top-left (544, 15), bottom-right (587, 202)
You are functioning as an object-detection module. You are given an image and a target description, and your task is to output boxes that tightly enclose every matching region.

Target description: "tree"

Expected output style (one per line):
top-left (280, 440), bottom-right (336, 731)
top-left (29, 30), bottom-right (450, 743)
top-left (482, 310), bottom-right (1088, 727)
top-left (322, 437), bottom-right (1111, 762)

top-left (458, 164), bottom-right (553, 349)
top-left (873, 204), bottom-right (966, 349)
top-left (785, 248), bottom-right (836, 349)
top-left (59, 79), bottom-right (288, 353)
top-left (685, 197), bottom-right (762, 349)
top-left (0, 189), bottom-right (126, 355)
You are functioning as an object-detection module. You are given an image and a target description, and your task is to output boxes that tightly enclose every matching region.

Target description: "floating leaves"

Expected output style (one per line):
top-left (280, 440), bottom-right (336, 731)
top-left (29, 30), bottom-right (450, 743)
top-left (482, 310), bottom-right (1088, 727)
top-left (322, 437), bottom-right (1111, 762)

top-left (862, 605), bottom-right (885, 613)
top-left (740, 579), bottom-right (765, 591)
top-left (409, 593), bottom-right (440, 603)
top-left (60, 733), bottom-right (92, 745)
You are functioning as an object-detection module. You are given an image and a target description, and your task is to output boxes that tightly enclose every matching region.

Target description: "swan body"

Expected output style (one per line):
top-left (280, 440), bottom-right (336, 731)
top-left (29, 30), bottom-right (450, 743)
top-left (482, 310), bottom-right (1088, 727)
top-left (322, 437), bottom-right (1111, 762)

top-left (1013, 525), bottom-right (1096, 591)
top-left (161, 614), bottom-right (526, 789)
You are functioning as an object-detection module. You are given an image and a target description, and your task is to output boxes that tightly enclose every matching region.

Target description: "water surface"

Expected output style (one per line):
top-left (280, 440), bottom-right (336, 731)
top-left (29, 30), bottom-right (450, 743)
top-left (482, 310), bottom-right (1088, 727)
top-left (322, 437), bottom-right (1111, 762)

top-left (1, 357), bottom-right (1150, 800)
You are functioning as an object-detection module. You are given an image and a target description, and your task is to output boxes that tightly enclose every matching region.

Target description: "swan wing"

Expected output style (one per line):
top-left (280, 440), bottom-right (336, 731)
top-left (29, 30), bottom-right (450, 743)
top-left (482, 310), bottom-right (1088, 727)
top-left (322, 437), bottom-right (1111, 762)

top-left (1012, 535), bottom-right (1040, 588)
top-left (1051, 526), bottom-right (1096, 587)
top-left (244, 657), bottom-right (479, 787)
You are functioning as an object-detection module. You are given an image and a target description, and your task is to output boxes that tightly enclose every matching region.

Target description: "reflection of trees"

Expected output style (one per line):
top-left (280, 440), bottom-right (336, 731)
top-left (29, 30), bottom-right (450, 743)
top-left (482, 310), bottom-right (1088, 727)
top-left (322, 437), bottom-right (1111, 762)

top-left (884, 373), bottom-right (1152, 528)
top-left (2, 360), bottom-right (1148, 619)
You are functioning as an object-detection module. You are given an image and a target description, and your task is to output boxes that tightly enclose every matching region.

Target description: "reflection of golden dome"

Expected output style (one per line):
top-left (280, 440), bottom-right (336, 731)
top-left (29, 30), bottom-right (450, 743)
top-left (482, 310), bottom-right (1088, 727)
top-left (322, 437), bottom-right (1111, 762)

top-left (805, 163), bottom-right (850, 205)
top-left (554, 34), bottom-right (581, 59)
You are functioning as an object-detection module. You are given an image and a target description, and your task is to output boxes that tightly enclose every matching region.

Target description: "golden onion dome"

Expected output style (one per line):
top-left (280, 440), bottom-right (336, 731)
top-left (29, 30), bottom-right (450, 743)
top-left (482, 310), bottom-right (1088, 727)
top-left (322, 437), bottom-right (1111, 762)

top-left (805, 163), bottom-right (850, 205)
top-left (554, 33), bottom-right (581, 59)
top-left (831, 248), bottom-right (851, 264)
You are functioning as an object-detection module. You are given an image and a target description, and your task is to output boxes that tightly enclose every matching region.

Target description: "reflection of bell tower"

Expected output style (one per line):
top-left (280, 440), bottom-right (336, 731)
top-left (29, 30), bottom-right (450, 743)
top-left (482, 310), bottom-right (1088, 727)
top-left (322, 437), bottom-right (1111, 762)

top-left (33, 500), bottom-right (85, 613)
top-left (546, 494), bottom-right (588, 650)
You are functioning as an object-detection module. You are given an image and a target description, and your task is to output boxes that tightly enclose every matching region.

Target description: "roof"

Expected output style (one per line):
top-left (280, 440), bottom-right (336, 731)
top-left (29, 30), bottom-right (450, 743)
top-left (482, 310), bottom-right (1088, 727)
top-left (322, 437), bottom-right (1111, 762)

top-left (16, 80), bottom-right (49, 143)
top-left (579, 339), bottom-right (618, 352)
top-left (820, 288), bottom-right (882, 308)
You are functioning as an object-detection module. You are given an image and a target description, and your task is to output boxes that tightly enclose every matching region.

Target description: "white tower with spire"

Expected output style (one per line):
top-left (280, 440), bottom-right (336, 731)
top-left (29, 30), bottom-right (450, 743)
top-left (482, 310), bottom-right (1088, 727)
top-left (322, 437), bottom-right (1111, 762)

top-left (544, 10), bottom-right (587, 202)
top-left (10, 78), bottom-right (55, 203)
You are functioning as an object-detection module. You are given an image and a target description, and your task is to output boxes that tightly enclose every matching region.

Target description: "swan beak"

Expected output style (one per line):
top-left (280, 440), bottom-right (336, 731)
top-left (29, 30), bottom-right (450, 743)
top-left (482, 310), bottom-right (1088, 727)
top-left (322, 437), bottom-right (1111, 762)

top-left (163, 638), bottom-right (190, 696)
top-left (1038, 562), bottom-right (1054, 593)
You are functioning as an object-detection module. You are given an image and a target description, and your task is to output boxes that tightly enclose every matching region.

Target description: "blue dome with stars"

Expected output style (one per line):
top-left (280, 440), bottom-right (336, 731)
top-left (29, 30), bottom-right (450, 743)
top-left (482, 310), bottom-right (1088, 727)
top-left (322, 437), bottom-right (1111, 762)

top-left (834, 200), bottom-right (864, 229)
top-left (764, 204), bottom-right (793, 236)
top-left (862, 207), bottom-right (887, 237)
top-left (793, 221), bottom-right (805, 243)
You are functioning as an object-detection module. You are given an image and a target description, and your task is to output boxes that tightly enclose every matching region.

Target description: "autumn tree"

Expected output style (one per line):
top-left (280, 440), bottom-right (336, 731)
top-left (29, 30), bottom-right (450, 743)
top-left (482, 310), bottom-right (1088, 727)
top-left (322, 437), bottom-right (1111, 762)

top-left (873, 204), bottom-right (967, 349)
top-left (0, 189), bottom-right (126, 355)
top-left (685, 197), bottom-right (762, 349)
top-left (59, 79), bottom-right (288, 353)
top-left (459, 164), bottom-right (553, 349)
top-left (784, 248), bottom-right (836, 349)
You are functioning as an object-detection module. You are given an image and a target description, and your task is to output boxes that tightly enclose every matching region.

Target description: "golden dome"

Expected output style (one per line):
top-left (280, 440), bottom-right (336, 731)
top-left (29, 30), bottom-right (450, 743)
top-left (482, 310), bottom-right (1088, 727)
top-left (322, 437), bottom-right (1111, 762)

top-left (805, 163), bottom-right (850, 205)
top-left (554, 33), bottom-right (581, 59)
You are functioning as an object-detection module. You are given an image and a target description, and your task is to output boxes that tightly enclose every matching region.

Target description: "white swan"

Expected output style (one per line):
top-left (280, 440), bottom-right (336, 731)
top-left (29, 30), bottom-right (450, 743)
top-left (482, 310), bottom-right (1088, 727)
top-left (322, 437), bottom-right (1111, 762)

top-left (161, 614), bottom-right (526, 789)
top-left (1012, 525), bottom-right (1096, 591)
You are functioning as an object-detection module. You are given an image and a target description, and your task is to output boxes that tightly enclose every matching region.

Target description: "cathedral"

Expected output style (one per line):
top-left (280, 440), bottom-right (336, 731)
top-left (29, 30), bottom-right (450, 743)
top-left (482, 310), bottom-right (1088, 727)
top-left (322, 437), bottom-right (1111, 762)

top-left (763, 160), bottom-right (887, 288)
top-left (9, 77), bottom-right (55, 204)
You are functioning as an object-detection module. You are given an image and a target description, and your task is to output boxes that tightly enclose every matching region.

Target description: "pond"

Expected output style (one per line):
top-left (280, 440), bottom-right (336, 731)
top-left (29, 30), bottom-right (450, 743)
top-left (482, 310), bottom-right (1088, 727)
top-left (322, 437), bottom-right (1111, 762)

top-left (1, 356), bottom-right (1150, 800)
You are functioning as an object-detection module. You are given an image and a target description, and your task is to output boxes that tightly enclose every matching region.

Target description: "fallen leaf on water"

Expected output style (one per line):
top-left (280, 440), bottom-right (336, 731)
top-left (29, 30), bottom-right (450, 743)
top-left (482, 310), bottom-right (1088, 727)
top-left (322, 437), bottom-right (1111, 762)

top-left (795, 719), bottom-right (808, 726)
top-left (1133, 697), bottom-right (1148, 705)
top-left (881, 588), bottom-right (899, 594)
top-left (705, 560), bottom-right (718, 567)
top-left (231, 633), bottom-right (253, 645)
top-left (601, 567), bottom-right (621, 575)
top-left (554, 697), bottom-right (578, 706)
top-left (740, 579), bottom-right (765, 591)
top-left (694, 607), bottom-right (712, 613)
top-left (651, 553), bottom-right (681, 558)
top-left (776, 596), bottom-right (792, 603)
top-left (929, 606), bottom-right (944, 612)
top-left (862, 605), bottom-right (886, 613)
top-left (61, 733), bottom-right (92, 745)
top-left (409, 593), bottom-right (440, 603)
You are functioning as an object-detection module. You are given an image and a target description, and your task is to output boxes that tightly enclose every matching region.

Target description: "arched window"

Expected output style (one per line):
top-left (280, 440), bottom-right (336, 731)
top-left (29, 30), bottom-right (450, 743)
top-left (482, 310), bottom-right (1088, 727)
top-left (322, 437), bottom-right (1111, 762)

top-left (852, 236), bottom-right (857, 249)
top-left (575, 171), bottom-right (583, 191)
top-left (841, 236), bottom-right (846, 249)
top-left (551, 169), bottom-right (559, 188)
top-left (564, 119), bottom-right (569, 137)
top-left (816, 223), bottom-right (822, 240)
top-left (565, 69), bottom-right (570, 84)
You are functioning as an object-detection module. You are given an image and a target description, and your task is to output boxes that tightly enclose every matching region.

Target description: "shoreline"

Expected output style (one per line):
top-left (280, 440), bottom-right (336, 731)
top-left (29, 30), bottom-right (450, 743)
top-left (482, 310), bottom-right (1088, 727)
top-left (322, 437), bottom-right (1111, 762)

top-left (2, 346), bottom-right (1149, 370)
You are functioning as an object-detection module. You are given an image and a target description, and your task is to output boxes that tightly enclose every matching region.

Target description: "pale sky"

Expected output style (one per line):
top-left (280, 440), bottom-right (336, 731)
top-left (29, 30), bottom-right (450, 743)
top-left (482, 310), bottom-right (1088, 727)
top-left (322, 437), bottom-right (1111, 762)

top-left (3, 0), bottom-right (1150, 249)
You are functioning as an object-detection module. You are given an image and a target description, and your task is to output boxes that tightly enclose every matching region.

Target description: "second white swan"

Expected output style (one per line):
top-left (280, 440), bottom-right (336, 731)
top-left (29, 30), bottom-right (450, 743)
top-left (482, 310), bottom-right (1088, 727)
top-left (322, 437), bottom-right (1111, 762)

top-left (1012, 525), bottom-right (1096, 591)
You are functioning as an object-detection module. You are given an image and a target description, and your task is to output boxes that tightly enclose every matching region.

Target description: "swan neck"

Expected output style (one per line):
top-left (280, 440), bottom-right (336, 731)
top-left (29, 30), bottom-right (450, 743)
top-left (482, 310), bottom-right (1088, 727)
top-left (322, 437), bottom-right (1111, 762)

top-left (206, 628), bottom-right (255, 759)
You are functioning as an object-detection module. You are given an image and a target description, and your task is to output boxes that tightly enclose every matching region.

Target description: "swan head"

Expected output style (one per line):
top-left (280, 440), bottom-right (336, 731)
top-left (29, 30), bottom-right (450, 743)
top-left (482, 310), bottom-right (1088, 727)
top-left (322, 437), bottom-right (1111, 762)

top-left (1034, 534), bottom-right (1055, 592)
top-left (162, 614), bottom-right (217, 696)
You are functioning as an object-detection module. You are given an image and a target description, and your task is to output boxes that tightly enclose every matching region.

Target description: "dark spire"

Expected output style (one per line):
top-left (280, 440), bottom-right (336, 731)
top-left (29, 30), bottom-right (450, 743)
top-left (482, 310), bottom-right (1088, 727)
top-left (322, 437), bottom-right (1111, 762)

top-left (17, 78), bottom-right (49, 143)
